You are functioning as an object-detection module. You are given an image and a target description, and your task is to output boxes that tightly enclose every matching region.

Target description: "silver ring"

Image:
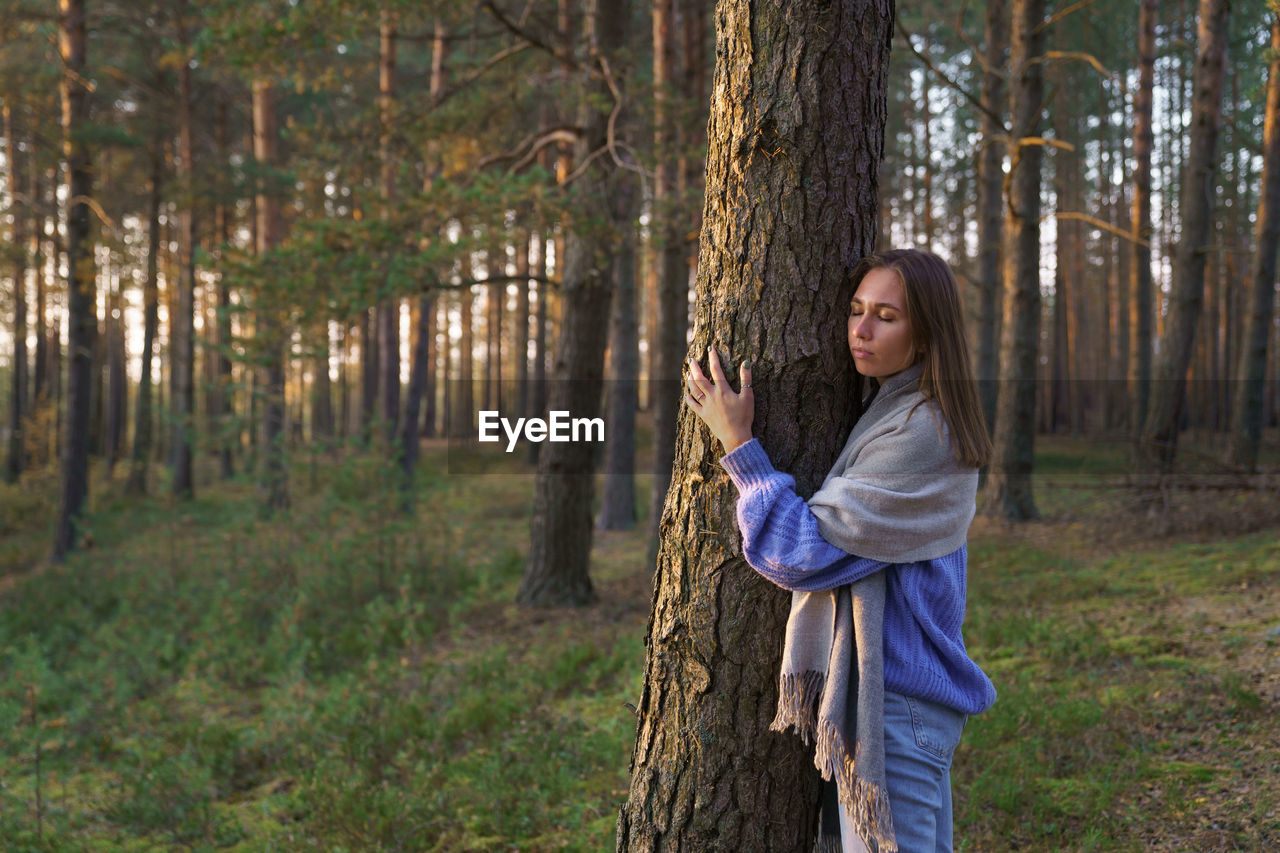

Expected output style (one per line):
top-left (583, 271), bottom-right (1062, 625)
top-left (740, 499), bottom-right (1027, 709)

top-left (698, 393), bottom-right (706, 401)
top-left (743, 384), bottom-right (752, 389)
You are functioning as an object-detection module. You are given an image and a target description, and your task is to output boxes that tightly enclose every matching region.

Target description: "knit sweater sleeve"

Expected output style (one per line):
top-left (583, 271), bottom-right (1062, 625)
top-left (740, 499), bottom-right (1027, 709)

top-left (720, 439), bottom-right (888, 592)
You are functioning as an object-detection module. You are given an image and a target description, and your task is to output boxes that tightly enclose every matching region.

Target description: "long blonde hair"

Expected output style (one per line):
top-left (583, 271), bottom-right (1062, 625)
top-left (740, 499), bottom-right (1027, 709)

top-left (851, 249), bottom-right (992, 468)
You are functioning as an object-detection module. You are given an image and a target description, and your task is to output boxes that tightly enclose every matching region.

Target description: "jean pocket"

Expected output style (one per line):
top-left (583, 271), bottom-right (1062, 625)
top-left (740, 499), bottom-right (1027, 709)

top-left (905, 696), bottom-right (967, 762)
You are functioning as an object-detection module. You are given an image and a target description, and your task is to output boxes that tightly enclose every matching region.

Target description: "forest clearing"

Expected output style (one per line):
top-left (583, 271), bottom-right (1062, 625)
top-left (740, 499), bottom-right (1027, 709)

top-left (2, 430), bottom-right (1279, 850)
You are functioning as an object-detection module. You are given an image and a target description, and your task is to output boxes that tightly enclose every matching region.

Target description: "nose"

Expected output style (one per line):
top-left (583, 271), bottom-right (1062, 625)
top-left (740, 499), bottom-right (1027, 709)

top-left (852, 314), bottom-right (871, 340)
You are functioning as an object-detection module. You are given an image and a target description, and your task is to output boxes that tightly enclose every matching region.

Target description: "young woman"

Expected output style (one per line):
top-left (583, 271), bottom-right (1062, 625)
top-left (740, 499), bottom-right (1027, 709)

top-left (685, 249), bottom-right (996, 853)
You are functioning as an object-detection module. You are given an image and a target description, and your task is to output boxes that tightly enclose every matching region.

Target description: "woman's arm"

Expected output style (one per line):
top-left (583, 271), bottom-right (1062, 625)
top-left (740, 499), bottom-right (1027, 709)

top-left (721, 439), bottom-right (888, 592)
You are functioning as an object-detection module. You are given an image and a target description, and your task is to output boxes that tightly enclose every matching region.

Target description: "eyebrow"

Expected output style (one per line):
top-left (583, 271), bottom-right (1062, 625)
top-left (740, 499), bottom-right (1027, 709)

top-left (850, 296), bottom-right (904, 313)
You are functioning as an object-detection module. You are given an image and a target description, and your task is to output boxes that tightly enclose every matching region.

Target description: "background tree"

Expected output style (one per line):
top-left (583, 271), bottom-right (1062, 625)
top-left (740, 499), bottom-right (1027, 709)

top-left (981, 0), bottom-right (1047, 521)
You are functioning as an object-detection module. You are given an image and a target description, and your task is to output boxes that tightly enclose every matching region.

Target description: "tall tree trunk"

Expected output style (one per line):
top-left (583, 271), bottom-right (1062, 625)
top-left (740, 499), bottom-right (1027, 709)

top-left (518, 0), bottom-right (635, 607)
top-left (514, 230), bottom-right (531, 422)
top-left (647, 0), bottom-right (692, 561)
top-left (400, 289), bottom-right (434, 505)
top-left (981, 0), bottom-right (1046, 521)
top-left (452, 288), bottom-right (474, 437)
top-left (616, 1), bottom-right (893, 848)
top-left (213, 98), bottom-right (236, 479)
top-left (1129, 0), bottom-right (1157, 444)
top-left (127, 142), bottom-right (163, 494)
top-left (4, 100), bottom-right (28, 482)
top-left (104, 272), bottom-right (126, 478)
top-left (976, 0), bottom-right (1007, 440)
top-left (1139, 0), bottom-right (1230, 471)
top-left (360, 307), bottom-right (377, 441)
top-left (253, 78), bottom-right (289, 510)
top-left (597, 197), bottom-right (639, 531)
top-left (52, 0), bottom-right (94, 561)
top-left (171, 4), bottom-right (197, 497)
top-left (1224, 10), bottom-right (1280, 470)
top-left (33, 171), bottom-right (47, 412)
top-left (378, 12), bottom-right (401, 445)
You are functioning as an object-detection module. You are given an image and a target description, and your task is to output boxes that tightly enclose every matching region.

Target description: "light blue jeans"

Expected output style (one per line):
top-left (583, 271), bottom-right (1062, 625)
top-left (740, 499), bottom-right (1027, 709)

top-left (882, 690), bottom-right (968, 852)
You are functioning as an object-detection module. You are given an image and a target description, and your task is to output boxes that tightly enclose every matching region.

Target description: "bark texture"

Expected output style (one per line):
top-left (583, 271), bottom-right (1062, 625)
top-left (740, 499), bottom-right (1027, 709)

top-left (171, 5), bottom-right (196, 497)
top-left (616, 2), bottom-right (893, 849)
top-left (981, 0), bottom-right (1045, 521)
top-left (5, 101), bottom-right (27, 483)
top-left (1224, 9), bottom-right (1280, 470)
top-left (1139, 0), bottom-right (1230, 471)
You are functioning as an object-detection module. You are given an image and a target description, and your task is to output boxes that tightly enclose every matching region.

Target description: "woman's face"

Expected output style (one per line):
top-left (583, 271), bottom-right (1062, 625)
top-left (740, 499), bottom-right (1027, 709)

top-left (848, 268), bottom-right (920, 379)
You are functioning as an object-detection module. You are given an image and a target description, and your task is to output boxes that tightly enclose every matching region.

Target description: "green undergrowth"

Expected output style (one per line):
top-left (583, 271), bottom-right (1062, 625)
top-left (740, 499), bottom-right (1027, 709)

top-left (2, 431), bottom-right (1278, 851)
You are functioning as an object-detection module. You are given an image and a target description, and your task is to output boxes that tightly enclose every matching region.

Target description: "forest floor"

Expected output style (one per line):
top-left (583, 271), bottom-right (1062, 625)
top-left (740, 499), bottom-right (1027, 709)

top-left (0, 428), bottom-right (1278, 851)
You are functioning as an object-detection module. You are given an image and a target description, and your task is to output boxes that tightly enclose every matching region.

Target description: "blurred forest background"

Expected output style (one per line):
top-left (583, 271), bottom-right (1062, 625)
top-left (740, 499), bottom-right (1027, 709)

top-left (2, 0), bottom-right (1279, 850)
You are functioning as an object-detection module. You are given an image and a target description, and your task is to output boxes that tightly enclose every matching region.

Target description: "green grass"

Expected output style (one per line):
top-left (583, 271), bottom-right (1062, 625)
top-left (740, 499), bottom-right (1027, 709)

top-left (1, 430), bottom-right (1278, 851)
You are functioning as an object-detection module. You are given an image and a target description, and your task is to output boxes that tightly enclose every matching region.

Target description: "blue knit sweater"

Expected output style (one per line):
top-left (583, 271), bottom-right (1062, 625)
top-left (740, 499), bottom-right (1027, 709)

top-left (721, 437), bottom-right (997, 716)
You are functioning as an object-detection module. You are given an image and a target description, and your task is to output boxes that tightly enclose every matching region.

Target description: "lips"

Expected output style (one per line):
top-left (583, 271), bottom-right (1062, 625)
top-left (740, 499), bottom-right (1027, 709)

top-left (852, 348), bottom-right (874, 358)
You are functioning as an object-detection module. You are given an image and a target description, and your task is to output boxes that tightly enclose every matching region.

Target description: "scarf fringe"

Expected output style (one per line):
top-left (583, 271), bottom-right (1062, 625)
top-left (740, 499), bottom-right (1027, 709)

top-left (814, 718), bottom-right (898, 853)
top-left (814, 834), bottom-right (843, 853)
top-left (769, 670), bottom-right (826, 745)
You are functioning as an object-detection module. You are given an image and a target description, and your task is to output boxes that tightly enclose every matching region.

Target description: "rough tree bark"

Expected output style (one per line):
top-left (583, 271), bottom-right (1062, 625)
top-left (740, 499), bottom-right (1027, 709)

top-left (981, 0), bottom-right (1046, 521)
top-left (1139, 0), bottom-right (1230, 471)
top-left (52, 0), bottom-right (94, 561)
top-left (517, 0), bottom-right (634, 607)
top-left (616, 2), bottom-right (893, 848)
top-left (1224, 9), bottom-right (1280, 470)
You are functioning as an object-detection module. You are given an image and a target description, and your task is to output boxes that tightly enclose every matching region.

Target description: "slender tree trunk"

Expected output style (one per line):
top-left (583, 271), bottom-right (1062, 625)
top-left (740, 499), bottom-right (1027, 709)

top-left (617, 1), bottom-right (893, 847)
top-left (514, 230), bottom-right (531, 422)
top-left (104, 271), bottom-right (127, 479)
top-left (976, 0), bottom-right (1007, 440)
top-left (253, 78), bottom-right (289, 510)
top-left (127, 143), bottom-right (163, 494)
top-left (647, 0), bottom-right (692, 561)
top-left (33, 172), bottom-right (47, 412)
top-left (378, 12), bottom-right (400, 445)
top-left (981, 0), bottom-right (1046, 521)
top-left (1224, 10), bottom-right (1280, 470)
top-left (400, 289), bottom-right (435, 506)
top-left (452, 288), bottom-right (474, 437)
top-left (597, 198), bottom-right (639, 531)
top-left (5, 101), bottom-right (28, 482)
top-left (1140, 0), bottom-right (1230, 471)
top-left (53, 0), bottom-right (94, 561)
top-left (360, 307), bottom-right (377, 441)
top-left (171, 5), bottom-right (197, 497)
top-left (518, 0), bottom-right (635, 607)
top-left (1129, 0), bottom-right (1157, 444)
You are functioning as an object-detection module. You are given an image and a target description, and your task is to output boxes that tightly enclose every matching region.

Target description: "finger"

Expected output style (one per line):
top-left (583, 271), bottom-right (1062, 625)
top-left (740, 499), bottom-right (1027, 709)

top-left (685, 389), bottom-right (703, 408)
top-left (741, 360), bottom-right (753, 393)
top-left (707, 346), bottom-right (727, 384)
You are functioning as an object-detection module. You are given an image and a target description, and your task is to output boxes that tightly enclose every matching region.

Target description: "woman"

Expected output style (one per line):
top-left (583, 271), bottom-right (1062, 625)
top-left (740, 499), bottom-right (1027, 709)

top-left (685, 249), bottom-right (996, 853)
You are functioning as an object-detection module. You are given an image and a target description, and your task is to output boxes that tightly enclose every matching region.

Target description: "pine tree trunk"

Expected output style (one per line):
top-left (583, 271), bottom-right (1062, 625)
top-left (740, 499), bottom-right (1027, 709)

top-left (253, 78), bottom-right (288, 510)
top-left (518, 0), bottom-right (635, 607)
top-left (514, 230), bottom-right (530, 422)
top-left (1224, 10), bottom-right (1280, 470)
top-left (976, 0), bottom-right (1007, 439)
top-left (1129, 0), bottom-right (1157, 444)
top-left (616, 2), bottom-right (893, 848)
top-left (171, 5), bottom-right (197, 497)
top-left (5, 101), bottom-right (27, 483)
top-left (646, 0), bottom-right (690, 561)
top-left (981, 0), bottom-right (1046, 521)
top-left (453, 288), bottom-right (475, 438)
top-left (361, 308), bottom-right (377, 441)
top-left (400, 291), bottom-right (435, 504)
top-left (53, 0), bottom-right (94, 561)
top-left (376, 12), bottom-right (401, 445)
top-left (1140, 0), bottom-right (1230, 471)
top-left (598, 191), bottom-right (639, 531)
top-left (127, 142), bottom-right (163, 494)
